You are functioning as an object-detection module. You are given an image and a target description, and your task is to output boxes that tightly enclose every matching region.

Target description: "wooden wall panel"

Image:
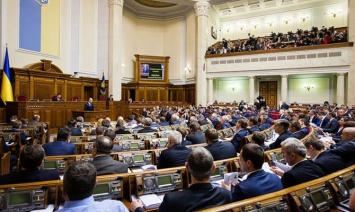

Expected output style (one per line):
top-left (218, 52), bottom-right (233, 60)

top-left (147, 89), bottom-right (159, 101)
top-left (35, 84), bottom-right (54, 100)
top-left (0, 108), bottom-right (6, 123)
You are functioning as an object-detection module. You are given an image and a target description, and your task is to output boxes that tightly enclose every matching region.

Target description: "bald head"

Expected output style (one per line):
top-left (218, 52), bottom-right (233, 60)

top-left (341, 127), bottom-right (355, 142)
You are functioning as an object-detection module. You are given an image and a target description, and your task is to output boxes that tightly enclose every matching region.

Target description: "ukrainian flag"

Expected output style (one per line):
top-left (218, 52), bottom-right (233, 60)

top-left (1, 47), bottom-right (14, 105)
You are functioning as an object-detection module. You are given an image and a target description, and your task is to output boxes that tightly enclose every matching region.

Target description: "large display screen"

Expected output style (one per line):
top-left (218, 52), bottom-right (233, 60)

top-left (157, 175), bottom-right (172, 187)
top-left (140, 63), bottom-right (164, 80)
top-left (9, 192), bottom-right (30, 206)
top-left (93, 183), bottom-right (109, 195)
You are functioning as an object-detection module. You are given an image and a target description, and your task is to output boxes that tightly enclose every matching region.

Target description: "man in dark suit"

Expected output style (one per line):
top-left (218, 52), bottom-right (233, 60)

top-left (29, 114), bottom-right (41, 125)
top-left (317, 111), bottom-right (330, 128)
top-left (84, 97), bottom-right (94, 111)
top-left (259, 115), bottom-right (271, 131)
top-left (107, 94), bottom-right (114, 101)
top-left (248, 116), bottom-right (260, 134)
top-left (90, 136), bottom-right (128, 175)
top-left (157, 131), bottom-right (192, 169)
top-left (68, 119), bottom-right (83, 136)
top-left (0, 144), bottom-right (60, 185)
top-left (317, 112), bottom-right (339, 134)
top-left (271, 138), bottom-right (324, 188)
top-left (137, 117), bottom-right (158, 133)
top-left (231, 119), bottom-right (250, 152)
top-left (222, 144), bottom-right (282, 201)
top-left (159, 117), bottom-right (170, 126)
top-left (52, 93), bottom-right (62, 101)
top-left (5, 120), bottom-right (27, 145)
top-left (268, 119), bottom-right (292, 149)
top-left (330, 127), bottom-right (355, 167)
top-left (280, 100), bottom-right (289, 110)
top-left (115, 120), bottom-right (130, 134)
top-left (251, 131), bottom-right (270, 151)
top-left (306, 110), bottom-right (319, 125)
top-left (289, 121), bottom-right (306, 140)
top-left (186, 123), bottom-right (205, 144)
top-left (158, 147), bottom-right (231, 211)
top-left (176, 127), bottom-right (192, 146)
top-left (205, 128), bottom-right (236, 160)
top-left (304, 139), bottom-right (345, 175)
top-left (198, 114), bottom-right (209, 126)
top-left (104, 129), bottom-right (124, 152)
top-left (42, 126), bottom-right (76, 156)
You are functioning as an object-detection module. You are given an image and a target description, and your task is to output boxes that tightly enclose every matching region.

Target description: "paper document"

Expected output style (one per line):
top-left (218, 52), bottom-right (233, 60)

top-left (139, 194), bottom-right (162, 209)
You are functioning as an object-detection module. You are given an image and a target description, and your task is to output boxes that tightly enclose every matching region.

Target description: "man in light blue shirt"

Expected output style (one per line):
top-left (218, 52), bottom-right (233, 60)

top-left (57, 161), bottom-right (128, 212)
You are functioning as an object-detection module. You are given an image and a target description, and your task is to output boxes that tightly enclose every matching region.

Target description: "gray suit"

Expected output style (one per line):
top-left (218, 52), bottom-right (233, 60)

top-left (90, 155), bottom-right (128, 175)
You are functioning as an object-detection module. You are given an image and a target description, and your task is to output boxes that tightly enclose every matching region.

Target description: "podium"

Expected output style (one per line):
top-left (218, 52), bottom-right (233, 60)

top-left (72, 110), bottom-right (111, 122)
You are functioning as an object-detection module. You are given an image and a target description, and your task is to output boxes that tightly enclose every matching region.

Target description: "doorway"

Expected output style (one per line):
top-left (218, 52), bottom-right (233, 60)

top-left (259, 81), bottom-right (277, 109)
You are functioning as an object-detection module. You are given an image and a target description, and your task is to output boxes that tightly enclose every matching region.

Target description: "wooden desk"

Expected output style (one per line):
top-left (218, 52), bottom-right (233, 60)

top-left (72, 110), bottom-right (111, 122)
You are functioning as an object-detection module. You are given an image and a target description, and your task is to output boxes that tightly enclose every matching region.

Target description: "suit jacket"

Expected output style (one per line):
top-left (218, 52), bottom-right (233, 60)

top-left (281, 160), bottom-right (324, 188)
top-left (322, 118), bottom-right (339, 134)
top-left (29, 120), bottom-right (41, 126)
top-left (158, 183), bottom-right (231, 212)
top-left (307, 115), bottom-right (319, 125)
top-left (248, 125), bottom-right (260, 134)
top-left (281, 103), bottom-right (289, 110)
top-left (137, 127), bottom-right (158, 133)
top-left (232, 170), bottom-right (283, 201)
top-left (198, 119), bottom-right (209, 126)
top-left (84, 102), bottom-right (94, 111)
top-left (269, 131), bottom-right (292, 150)
top-left (0, 169), bottom-right (60, 185)
top-left (314, 151), bottom-right (346, 175)
top-left (157, 145), bottom-right (192, 169)
top-left (112, 144), bottom-right (124, 152)
top-left (319, 117), bottom-right (330, 128)
top-left (186, 131), bottom-right (205, 144)
top-left (221, 123), bottom-right (232, 129)
top-left (42, 141), bottom-right (76, 156)
top-left (90, 155), bottom-right (128, 175)
top-left (231, 129), bottom-right (250, 152)
top-left (259, 122), bottom-right (271, 131)
top-left (71, 127), bottom-right (83, 136)
top-left (181, 139), bottom-right (192, 146)
top-left (290, 131), bottom-right (305, 140)
top-left (205, 141), bottom-right (236, 161)
top-left (330, 141), bottom-right (355, 167)
top-left (115, 129), bottom-right (131, 134)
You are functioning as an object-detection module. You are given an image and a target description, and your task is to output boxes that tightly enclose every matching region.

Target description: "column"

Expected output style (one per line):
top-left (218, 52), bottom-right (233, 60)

top-left (337, 73), bottom-right (345, 105)
top-left (194, 1), bottom-right (210, 106)
top-left (207, 78), bottom-right (213, 105)
top-left (248, 76), bottom-right (255, 104)
top-left (108, 0), bottom-right (124, 100)
top-left (281, 75), bottom-right (288, 102)
top-left (348, 0), bottom-right (355, 105)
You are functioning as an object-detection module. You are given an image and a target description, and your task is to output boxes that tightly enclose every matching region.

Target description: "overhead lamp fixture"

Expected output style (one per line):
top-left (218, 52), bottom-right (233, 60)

top-left (239, 25), bottom-right (246, 31)
top-left (266, 21), bottom-right (274, 27)
top-left (283, 18), bottom-right (291, 25)
top-left (228, 85), bottom-right (237, 91)
top-left (304, 84), bottom-right (314, 91)
top-left (251, 23), bottom-right (259, 29)
top-left (326, 9), bottom-right (341, 18)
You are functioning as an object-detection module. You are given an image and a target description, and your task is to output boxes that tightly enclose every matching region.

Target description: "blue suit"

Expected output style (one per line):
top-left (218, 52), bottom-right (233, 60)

top-left (71, 127), bottom-right (83, 136)
top-left (231, 170), bottom-right (283, 201)
top-left (322, 118), bottom-right (339, 134)
top-left (84, 102), bottom-right (94, 111)
top-left (248, 125), bottom-right (260, 134)
top-left (42, 140), bottom-right (76, 156)
top-left (0, 169), bottom-right (60, 185)
top-left (269, 131), bottom-right (292, 150)
top-left (259, 122), bottom-right (271, 131)
top-left (221, 122), bottom-right (232, 129)
top-left (186, 131), bottom-right (205, 144)
top-left (231, 129), bottom-right (250, 152)
top-left (205, 141), bottom-right (236, 161)
top-left (330, 141), bottom-right (355, 167)
top-left (290, 131), bottom-right (305, 140)
top-left (157, 145), bottom-right (192, 169)
top-left (281, 160), bottom-right (324, 188)
top-left (314, 151), bottom-right (346, 175)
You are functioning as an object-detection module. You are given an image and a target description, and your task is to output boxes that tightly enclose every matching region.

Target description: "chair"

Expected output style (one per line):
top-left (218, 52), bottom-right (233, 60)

top-left (72, 96), bottom-right (79, 101)
top-left (17, 95), bottom-right (27, 102)
top-left (99, 95), bottom-right (106, 101)
top-left (51, 95), bottom-right (57, 101)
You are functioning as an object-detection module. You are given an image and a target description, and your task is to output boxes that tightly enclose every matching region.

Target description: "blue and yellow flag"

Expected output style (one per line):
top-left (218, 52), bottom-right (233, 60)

top-left (1, 47), bottom-right (14, 105)
top-left (100, 72), bottom-right (106, 95)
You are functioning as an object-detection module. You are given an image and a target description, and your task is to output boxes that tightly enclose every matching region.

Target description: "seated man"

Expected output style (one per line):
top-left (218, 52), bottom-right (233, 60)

top-left (258, 114), bottom-right (271, 131)
top-left (137, 117), bottom-right (158, 133)
top-left (42, 126), bottom-right (76, 156)
top-left (186, 123), bottom-right (205, 144)
top-left (222, 143), bottom-right (283, 201)
top-left (90, 136), bottom-right (128, 175)
top-left (289, 121), bottom-right (305, 140)
top-left (251, 131), bottom-right (269, 151)
top-left (115, 120), bottom-right (130, 134)
top-left (157, 131), bottom-right (192, 169)
top-left (158, 147), bottom-right (231, 211)
top-left (4, 120), bottom-right (27, 145)
top-left (104, 128), bottom-right (124, 152)
top-left (248, 116), bottom-right (260, 134)
top-left (0, 145), bottom-right (60, 185)
top-left (68, 119), bottom-right (83, 136)
top-left (304, 138), bottom-right (345, 175)
top-left (57, 161), bottom-right (128, 212)
top-left (330, 127), bottom-right (355, 167)
top-left (205, 128), bottom-right (236, 160)
top-left (176, 127), bottom-right (192, 146)
top-left (268, 119), bottom-right (292, 149)
top-left (230, 119), bottom-right (250, 152)
top-left (1, 138), bottom-right (17, 169)
top-left (270, 138), bottom-right (324, 188)
top-left (29, 114), bottom-right (41, 125)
